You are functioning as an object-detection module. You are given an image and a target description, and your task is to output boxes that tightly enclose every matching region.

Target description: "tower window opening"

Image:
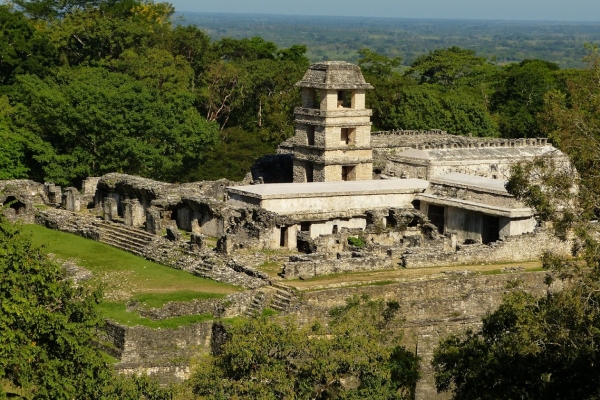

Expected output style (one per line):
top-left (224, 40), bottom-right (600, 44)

top-left (342, 165), bottom-right (356, 181)
top-left (340, 128), bottom-right (356, 145)
top-left (337, 90), bottom-right (352, 108)
top-left (306, 163), bottom-right (314, 183)
top-left (307, 125), bottom-right (315, 145)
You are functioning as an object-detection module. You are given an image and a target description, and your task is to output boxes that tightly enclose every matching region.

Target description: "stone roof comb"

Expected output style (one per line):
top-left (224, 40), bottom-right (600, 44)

top-left (295, 61), bottom-right (374, 90)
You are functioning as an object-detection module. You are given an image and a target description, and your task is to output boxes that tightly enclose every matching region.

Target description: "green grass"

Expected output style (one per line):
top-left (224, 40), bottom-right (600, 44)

top-left (23, 224), bottom-right (238, 295)
top-left (133, 291), bottom-right (225, 308)
top-left (23, 224), bottom-right (241, 325)
top-left (98, 302), bottom-right (214, 328)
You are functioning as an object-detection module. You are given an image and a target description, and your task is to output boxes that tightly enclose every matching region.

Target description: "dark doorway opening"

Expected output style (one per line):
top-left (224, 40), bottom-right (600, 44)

top-left (482, 215), bottom-right (500, 244)
top-left (3, 196), bottom-right (26, 215)
top-left (427, 205), bottom-right (445, 235)
top-left (307, 125), bottom-right (315, 145)
top-left (280, 226), bottom-right (288, 247)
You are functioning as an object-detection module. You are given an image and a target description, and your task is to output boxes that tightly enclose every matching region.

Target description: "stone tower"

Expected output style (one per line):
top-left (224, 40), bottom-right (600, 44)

top-left (292, 61), bottom-right (374, 183)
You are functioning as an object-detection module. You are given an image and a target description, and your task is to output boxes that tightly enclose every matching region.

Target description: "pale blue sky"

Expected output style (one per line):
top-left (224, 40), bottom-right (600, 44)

top-left (170, 0), bottom-right (600, 21)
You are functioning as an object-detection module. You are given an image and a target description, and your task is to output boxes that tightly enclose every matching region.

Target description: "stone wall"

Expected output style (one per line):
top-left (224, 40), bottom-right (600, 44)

top-left (282, 254), bottom-right (395, 279)
top-left (401, 228), bottom-right (571, 269)
top-left (290, 271), bottom-right (555, 400)
top-left (0, 180), bottom-right (49, 223)
top-left (101, 321), bottom-right (213, 384)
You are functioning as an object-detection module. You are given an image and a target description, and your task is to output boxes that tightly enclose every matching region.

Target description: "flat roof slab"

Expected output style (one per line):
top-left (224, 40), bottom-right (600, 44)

top-left (227, 179), bottom-right (429, 200)
top-left (431, 173), bottom-right (508, 194)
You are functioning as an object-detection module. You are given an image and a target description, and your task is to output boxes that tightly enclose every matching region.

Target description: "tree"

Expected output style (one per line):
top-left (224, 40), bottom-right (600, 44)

top-left (11, 67), bottom-right (218, 185)
top-left (0, 96), bottom-right (29, 179)
top-left (431, 45), bottom-right (600, 400)
top-left (407, 46), bottom-right (496, 88)
top-left (0, 216), bottom-right (111, 398)
top-left (490, 59), bottom-right (560, 138)
top-left (191, 295), bottom-right (420, 399)
top-left (0, 5), bottom-right (58, 85)
top-left (0, 214), bottom-right (177, 399)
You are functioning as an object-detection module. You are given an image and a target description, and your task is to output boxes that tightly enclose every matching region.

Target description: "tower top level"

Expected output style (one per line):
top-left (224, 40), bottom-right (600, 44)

top-left (295, 61), bottom-right (374, 90)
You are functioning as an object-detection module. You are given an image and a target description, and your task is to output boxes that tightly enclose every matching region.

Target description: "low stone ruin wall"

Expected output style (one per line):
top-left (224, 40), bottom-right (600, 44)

top-left (100, 320), bottom-right (214, 384)
top-left (401, 229), bottom-right (571, 269)
top-left (282, 254), bottom-right (395, 279)
top-left (133, 292), bottom-right (255, 321)
top-left (291, 271), bottom-right (556, 400)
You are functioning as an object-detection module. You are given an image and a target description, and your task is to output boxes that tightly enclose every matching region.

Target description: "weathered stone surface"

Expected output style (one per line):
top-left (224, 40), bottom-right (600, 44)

top-left (290, 271), bottom-right (560, 400)
top-left (166, 225), bottom-right (180, 241)
top-left (103, 197), bottom-right (118, 221)
top-left (62, 187), bottom-right (81, 212)
top-left (145, 207), bottom-right (162, 234)
top-left (190, 233), bottom-right (205, 251)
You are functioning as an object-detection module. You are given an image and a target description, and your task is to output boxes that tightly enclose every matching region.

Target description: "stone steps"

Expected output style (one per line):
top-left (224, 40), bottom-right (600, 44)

top-left (94, 222), bottom-right (155, 256)
top-left (244, 290), bottom-right (268, 317)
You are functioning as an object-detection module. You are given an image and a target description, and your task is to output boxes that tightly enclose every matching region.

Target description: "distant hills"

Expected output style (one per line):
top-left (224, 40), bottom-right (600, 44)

top-left (176, 12), bottom-right (600, 68)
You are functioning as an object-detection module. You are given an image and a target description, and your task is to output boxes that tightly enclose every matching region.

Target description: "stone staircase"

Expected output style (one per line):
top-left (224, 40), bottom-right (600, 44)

top-left (244, 283), bottom-right (298, 316)
top-left (93, 221), bottom-right (156, 256)
top-left (269, 282), bottom-right (297, 313)
top-left (244, 288), bottom-right (269, 316)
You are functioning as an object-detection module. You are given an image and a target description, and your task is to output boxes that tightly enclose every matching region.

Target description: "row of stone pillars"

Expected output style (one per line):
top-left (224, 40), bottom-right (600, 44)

top-left (102, 197), bottom-right (164, 235)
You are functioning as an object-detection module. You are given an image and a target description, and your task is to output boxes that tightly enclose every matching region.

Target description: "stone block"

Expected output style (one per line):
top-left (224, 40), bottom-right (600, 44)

top-left (62, 187), bottom-right (81, 212)
top-left (217, 234), bottom-right (236, 255)
top-left (146, 207), bottom-right (163, 235)
top-left (103, 197), bottom-right (118, 221)
top-left (123, 199), bottom-right (144, 227)
top-left (190, 233), bottom-right (206, 251)
top-left (82, 177), bottom-right (101, 196)
top-left (166, 226), bottom-right (181, 242)
top-left (45, 183), bottom-right (62, 206)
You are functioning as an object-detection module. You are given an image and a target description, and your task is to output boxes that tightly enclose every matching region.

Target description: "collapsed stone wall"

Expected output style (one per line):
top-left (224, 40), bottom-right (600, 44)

top-left (0, 180), bottom-right (49, 223)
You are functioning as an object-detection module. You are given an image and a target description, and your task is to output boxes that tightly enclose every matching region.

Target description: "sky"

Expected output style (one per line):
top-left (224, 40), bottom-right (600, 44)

top-left (169, 0), bottom-right (600, 22)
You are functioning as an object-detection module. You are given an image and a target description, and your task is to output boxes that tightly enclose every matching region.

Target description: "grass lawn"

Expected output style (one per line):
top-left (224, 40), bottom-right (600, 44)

top-left (23, 224), bottom-right (241, 327)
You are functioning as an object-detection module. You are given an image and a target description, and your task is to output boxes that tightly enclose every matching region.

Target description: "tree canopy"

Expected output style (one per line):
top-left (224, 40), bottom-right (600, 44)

top-left (191, 295), bottom-right (420, 400)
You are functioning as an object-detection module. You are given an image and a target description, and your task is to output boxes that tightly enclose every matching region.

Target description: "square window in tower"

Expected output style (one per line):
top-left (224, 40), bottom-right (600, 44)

top-left (337, 90), bottom-right (352, 108)
top-left (340, 128), bottom-right (356, 145)
top-left (342, 165), bottom-right (356, 181)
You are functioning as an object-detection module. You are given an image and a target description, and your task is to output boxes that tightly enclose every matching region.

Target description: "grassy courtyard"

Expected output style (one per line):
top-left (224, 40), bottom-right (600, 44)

top-left (23, 224), bottom-right (240, 327)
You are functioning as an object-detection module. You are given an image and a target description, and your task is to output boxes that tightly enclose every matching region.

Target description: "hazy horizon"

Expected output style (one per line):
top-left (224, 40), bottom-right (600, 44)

top-left (170, 0), bottom-right (600, 22)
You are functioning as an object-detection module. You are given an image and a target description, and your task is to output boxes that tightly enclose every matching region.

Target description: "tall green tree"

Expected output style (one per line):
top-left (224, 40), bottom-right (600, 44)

top-left (191, 295), bottom-right (420, 399)
top-left (0, 217), bottom-right (110, 398)
top-left (11, 67), bottom-right (218, 185)
top-left (491, 59), bottom-right (560, 138)
top-left (0, 5), bottom-right (57, 85)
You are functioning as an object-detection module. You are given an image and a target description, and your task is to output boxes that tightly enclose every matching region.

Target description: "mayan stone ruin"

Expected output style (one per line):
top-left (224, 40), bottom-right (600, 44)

top-left (5, 61), bottom-right (574, 399)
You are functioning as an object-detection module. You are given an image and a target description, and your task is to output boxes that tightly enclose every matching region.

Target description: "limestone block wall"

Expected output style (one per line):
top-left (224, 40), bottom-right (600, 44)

top-left (402, 229), bottom-right (571, 269)
top-left (308, 217), bottom-right (367, 238)
top-left (370, 130), bottom-right (449, 149)
top-left (104, 321), bottom-right (213, 384)
top-left (383, 160), bottom-right (428, 179)
top-left (282, 255), bottom-right (394, 279)
top-left (290, 271), bottom-right (553, 400)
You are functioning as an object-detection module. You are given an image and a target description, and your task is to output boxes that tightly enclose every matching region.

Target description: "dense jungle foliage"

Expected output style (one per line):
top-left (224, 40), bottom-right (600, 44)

top-left (0, 0), bottom-right (595, 185)
top-left (432, 47), bottom-right (600, 400)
